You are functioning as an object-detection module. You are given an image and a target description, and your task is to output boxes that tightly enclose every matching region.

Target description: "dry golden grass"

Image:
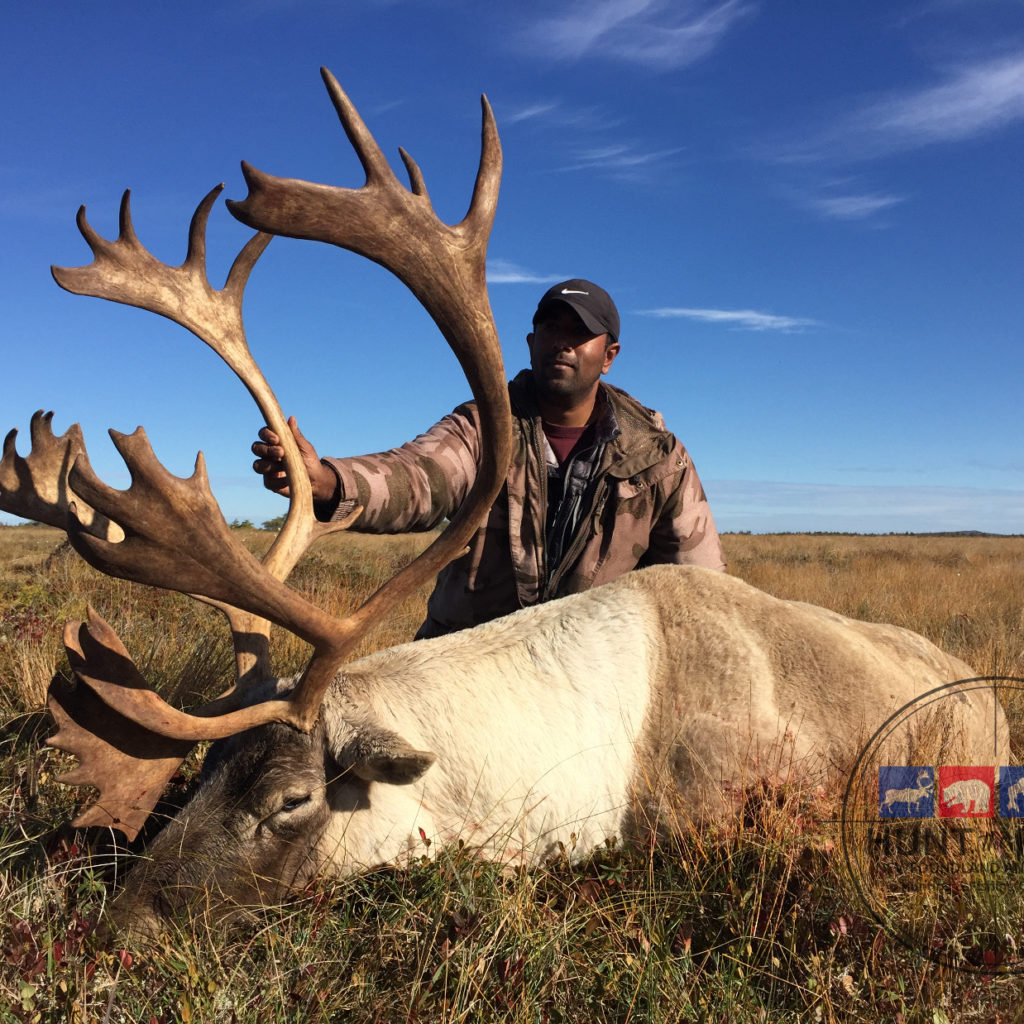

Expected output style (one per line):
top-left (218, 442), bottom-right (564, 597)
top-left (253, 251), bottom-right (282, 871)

top-left (0, 524), bottom-right (67, 573)
top-left (724, 533), bottom-right (1024, 678)
top-left (2, 526), bottom-right (1021, 712)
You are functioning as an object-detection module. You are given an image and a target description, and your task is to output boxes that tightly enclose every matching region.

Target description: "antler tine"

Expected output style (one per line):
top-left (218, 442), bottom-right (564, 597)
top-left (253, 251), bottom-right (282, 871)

top-left (463, 94), bottom-right (503, 240)
top-left (399, 148), bottom-right (430, 199)
top-left (319, 66), bottom-right (396, 189)
top-left (0, 411), bottom-right (121, 541)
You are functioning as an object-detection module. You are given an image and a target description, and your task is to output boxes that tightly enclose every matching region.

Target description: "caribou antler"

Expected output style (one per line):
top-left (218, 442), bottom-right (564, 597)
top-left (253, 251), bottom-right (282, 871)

top-left (31, 69), bottom-right (510, 835)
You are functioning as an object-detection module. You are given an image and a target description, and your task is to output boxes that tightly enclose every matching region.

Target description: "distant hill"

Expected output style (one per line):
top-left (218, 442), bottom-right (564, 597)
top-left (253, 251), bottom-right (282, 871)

top-left (723, 530), bottom-right (1020, 538)
top-left (916, 530), bottom-right (1003, 538)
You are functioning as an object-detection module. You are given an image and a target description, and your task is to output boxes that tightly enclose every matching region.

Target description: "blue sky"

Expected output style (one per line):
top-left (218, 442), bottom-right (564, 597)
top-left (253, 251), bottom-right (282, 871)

top-left (2, 1), bottom-right (1022, 534)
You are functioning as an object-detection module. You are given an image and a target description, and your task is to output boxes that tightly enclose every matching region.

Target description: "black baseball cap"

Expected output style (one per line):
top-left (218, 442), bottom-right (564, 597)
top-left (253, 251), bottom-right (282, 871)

top-left (533, 279), bottom-right (620, 343)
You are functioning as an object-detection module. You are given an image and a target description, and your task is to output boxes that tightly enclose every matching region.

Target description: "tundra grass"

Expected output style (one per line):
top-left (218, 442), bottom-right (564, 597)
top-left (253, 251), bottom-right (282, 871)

top-left (2, 527), bottom-right (1024, 1022)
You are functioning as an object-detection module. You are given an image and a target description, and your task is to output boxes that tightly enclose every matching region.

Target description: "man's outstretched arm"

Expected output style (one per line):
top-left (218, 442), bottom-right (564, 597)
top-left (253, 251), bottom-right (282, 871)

top-left (250, 404), bottom-right (483, 532)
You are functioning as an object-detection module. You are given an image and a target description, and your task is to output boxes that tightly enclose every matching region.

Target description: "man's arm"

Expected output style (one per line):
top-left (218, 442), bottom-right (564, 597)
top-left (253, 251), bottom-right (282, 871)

top-left (252, 405), bottom-right (483, 532)
top-left (642, 445), bottom-right (727, 571)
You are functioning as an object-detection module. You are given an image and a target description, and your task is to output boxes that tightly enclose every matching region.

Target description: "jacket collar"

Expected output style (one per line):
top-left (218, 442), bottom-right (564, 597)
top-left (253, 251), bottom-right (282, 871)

top-left (508, 370), bottom-right (676, 479)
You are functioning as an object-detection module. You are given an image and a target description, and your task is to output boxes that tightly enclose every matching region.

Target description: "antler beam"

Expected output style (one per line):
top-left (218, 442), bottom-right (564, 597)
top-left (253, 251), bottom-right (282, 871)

top-left (50, 184), bottom-right (354, 683)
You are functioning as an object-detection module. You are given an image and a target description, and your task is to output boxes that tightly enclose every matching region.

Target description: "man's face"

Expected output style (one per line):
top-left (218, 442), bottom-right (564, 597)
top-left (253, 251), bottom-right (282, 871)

top-left (527, 304), bottom-right (620, 406)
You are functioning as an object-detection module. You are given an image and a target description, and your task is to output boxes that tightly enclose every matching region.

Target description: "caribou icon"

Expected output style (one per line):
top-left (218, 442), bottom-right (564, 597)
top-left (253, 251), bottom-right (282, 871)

top-left (880, 770), bottom-right (933, 814)
top-left (1005, 774), bottom-right (1024, 812)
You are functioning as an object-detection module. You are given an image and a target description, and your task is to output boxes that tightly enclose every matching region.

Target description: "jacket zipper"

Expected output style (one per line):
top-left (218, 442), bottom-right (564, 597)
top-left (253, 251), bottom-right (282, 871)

top-left (532, 419), bottom-right (550, 594)
top-left (544, 480), bottom-right (610, 600)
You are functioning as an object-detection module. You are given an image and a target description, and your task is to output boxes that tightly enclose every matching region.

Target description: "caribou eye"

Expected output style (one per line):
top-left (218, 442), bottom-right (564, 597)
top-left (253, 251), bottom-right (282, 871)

top-left (279, 794), bottom-right (312, 814)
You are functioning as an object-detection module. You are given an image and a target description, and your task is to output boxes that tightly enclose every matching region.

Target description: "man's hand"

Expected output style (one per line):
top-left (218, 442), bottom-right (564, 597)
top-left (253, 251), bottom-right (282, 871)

top-left (251, 416), bottom-right (339, 503)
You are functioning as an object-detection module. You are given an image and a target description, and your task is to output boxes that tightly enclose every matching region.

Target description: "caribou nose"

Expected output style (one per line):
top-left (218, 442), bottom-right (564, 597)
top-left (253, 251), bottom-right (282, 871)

top-left (117, 908), bottom-right (165, 946)
top-left (102, 888), bottom-right (168, 946)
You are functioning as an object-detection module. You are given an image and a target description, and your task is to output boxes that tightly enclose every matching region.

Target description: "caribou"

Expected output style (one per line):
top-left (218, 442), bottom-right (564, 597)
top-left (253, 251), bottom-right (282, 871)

top-left (0, 69), bottom-right (1008, 937)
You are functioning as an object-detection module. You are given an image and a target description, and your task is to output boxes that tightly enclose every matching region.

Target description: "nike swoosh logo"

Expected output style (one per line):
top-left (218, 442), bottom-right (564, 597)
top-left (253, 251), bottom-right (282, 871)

top-left (560, 288), bottom-right (589, 295)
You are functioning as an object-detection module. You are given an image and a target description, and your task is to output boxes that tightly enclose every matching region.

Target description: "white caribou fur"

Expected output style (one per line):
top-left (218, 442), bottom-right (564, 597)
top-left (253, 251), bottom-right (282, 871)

top-left (314, 564), bottom-right (1005, 873)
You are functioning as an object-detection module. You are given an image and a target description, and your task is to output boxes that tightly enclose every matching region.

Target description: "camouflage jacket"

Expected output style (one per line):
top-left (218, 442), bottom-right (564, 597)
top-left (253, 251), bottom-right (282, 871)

top-left (323, 370), bottom-right (725, 637)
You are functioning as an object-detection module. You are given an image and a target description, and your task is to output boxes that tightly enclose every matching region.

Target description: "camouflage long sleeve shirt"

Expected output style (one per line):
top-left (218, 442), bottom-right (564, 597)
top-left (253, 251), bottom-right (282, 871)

top-left (322, 370), bottom-right (725, 637)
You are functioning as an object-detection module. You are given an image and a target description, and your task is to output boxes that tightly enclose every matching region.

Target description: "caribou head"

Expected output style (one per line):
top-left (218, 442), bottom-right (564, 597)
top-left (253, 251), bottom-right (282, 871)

top-left (2, 69), bottom-right (511, 929)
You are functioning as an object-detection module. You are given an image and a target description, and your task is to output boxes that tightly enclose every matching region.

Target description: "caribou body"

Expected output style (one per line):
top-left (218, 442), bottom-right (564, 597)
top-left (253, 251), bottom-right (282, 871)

top-left (112, 564), bottom-right (1006, 933)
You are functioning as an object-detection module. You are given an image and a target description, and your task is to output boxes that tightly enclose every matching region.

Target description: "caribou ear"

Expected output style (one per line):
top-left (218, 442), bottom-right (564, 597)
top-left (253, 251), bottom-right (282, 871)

top-left (324, 710), bottom-right (436, 785)
top-left (353, 748), bottom-right (436, 785)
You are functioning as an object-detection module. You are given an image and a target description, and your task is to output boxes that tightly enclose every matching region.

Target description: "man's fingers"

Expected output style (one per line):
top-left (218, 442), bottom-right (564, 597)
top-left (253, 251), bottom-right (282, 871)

top-left (253, 457), bottom-right (282, 477)
top-left (259, 465), bottom-right (291, 495)
top-left (263, 480), bottom-right (291, 497)
top-left (253, 418), bottom-right (323, 502)
top-left (287, 417), bottom-right (321, 463)
top-left (252, 440), bottom-right (286, 460)
top-left (256, 419), bottom-right (319, 464)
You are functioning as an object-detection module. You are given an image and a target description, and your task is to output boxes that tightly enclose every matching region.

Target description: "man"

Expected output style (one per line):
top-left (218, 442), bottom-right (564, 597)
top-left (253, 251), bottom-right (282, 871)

top-left (252, 279), bottom-right (725, 638)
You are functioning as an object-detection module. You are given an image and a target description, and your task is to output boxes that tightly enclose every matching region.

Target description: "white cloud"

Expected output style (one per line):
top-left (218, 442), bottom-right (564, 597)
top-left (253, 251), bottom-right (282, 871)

top-left (805, 191), bottom-right (906, 221)
top-left (504, 101), bottom-right (560, 125)
top-left (762, 52), bottom-right (1024, 222)
top-left (558, 142), bottom-right (684, 181)
top-left (772, 50), bottom-right (1024, 165)
top-left (525, 0), bottom-right (753, 70)
top-left (640, 307), bottom-right (818, 331)
top-left (487, 260), bottom-right (557, 284)
top-left (860, 51), bottom-right (1024, 148)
